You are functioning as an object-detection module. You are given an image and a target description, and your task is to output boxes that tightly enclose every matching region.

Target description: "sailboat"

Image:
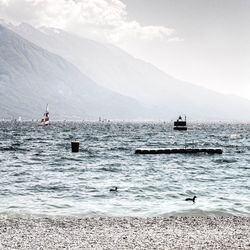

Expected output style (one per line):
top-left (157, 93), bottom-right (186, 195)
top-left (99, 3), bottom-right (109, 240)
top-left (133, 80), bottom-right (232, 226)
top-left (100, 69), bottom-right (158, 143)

top-left (41, 104), bottom-right (49, 125)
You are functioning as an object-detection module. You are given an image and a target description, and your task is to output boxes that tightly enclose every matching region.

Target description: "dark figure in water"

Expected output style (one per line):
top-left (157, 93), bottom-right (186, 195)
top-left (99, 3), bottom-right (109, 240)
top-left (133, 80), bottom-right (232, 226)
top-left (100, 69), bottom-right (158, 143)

top-left (109, 187), bottom-right (118, 192)
top-left (185, 196), bottom-right (197, 203)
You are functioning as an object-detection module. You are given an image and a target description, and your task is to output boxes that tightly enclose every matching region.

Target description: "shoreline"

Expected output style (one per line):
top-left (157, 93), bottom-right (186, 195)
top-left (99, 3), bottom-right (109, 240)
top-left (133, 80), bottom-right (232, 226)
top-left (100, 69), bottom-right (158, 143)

top-left (0, 216), bottom-right (250, 249)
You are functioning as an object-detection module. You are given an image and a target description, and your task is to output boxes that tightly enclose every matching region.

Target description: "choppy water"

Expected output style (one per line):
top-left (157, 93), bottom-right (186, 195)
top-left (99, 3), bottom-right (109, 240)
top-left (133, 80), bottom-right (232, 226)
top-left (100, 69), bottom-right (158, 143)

top-left (0, 121), bottom-right (249, 217)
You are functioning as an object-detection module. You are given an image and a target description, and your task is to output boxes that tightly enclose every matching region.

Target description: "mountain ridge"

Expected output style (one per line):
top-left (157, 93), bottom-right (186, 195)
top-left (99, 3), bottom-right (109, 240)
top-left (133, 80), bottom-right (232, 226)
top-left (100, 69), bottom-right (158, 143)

top-left (1, 21), bottom-right (250, 121)
top-left (0, 24), bottom-right (145, 120)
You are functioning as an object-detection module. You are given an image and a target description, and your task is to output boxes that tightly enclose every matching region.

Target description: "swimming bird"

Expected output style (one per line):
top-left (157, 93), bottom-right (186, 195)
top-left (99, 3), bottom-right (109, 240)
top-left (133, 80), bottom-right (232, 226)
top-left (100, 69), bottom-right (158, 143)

top-left (109, 187), bottom-right (118, 192)
top-left (185, 196), bottom-right (197, 203)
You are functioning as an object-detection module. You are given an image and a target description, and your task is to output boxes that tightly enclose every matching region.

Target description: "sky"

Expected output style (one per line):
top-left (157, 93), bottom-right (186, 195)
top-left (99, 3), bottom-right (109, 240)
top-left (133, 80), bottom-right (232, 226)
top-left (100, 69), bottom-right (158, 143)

top-left (123, 0), bottom-right (250, 100)
top-left (0, 0), bottom-right (249, 99)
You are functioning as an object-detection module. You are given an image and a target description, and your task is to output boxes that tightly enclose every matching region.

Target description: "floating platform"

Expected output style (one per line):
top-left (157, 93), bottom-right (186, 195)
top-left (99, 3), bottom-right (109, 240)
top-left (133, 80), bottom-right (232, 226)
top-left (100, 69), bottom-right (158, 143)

top-left (174, 116), bottom-right (187, 130)
top-left (174, 121), bottom-right (186, 127)
top-left (173, 126), bottom-right (187, 131)
top-left (135, 148), bottom-right (223, 155)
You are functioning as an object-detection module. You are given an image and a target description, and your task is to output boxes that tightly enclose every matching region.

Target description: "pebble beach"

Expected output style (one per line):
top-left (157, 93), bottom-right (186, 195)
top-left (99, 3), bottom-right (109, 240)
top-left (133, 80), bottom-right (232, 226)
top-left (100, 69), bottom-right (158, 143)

top-left (0, 216), bottom-right (250, 249)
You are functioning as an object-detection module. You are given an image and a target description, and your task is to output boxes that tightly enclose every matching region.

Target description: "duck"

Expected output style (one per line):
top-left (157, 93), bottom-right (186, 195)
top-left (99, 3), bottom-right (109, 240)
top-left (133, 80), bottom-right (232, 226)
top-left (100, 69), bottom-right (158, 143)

top-left (109, 187), bottom-right (118, 192)
top-left (185, 196), bottom-right (197, 203)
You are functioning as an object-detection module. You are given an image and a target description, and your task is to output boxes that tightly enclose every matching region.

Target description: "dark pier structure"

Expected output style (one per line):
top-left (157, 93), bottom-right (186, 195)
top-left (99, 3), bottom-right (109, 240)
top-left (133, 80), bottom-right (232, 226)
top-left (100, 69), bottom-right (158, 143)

top-left (135, 148), bottom-right (223, 155)
top-left (174, 115), bottom-right (187, 130)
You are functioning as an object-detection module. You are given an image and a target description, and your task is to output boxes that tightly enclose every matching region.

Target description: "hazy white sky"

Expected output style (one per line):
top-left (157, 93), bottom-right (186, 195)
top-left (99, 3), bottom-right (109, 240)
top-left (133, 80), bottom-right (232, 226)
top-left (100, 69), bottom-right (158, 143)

top-left (123, 0), bottom-right (250, 100)
top-left (0, 0), bottom-right (249, 99)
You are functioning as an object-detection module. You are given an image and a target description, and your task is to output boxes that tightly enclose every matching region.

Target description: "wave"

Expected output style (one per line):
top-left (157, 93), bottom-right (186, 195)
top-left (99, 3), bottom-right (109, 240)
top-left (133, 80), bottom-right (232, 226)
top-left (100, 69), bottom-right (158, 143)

top-left (212, 158), bottom-right (238, 163)
top-left (160, 209), bottom-right (237, 217)
top-left (0, 146), bottom-right (29, 152)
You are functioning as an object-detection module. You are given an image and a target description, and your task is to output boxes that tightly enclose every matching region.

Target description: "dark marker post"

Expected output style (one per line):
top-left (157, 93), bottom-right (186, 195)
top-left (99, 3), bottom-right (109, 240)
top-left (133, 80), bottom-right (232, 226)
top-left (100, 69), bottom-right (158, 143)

top-left (71, 141), bottom-right (80, 152)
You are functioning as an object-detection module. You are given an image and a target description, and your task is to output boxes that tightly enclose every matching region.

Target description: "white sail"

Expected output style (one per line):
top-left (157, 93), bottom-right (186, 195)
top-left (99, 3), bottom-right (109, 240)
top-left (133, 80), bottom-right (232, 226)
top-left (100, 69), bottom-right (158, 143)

top-left (41, 104), bottom-right (49, 125)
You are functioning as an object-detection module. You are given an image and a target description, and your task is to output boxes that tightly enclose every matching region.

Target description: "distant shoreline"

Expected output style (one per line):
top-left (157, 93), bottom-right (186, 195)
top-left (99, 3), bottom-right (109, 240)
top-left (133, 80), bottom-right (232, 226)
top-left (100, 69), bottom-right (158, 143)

top-left (1, 120), bottom-right (250, 124)
top-left (0, 216), bottom-right (249, 249)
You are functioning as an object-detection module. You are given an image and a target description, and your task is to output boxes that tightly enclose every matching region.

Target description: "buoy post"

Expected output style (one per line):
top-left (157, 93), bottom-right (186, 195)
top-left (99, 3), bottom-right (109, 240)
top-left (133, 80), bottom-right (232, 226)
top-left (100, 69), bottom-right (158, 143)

top-left (71, 141), bottom-right (80, 152)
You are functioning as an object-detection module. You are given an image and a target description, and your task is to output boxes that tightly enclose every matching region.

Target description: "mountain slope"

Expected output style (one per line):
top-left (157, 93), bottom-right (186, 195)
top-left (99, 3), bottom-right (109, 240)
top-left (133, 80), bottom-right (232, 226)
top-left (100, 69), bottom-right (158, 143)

top-left (0, 24), bottom-right (145, 120)
top-left (8, 22), bottom-right (250, 121)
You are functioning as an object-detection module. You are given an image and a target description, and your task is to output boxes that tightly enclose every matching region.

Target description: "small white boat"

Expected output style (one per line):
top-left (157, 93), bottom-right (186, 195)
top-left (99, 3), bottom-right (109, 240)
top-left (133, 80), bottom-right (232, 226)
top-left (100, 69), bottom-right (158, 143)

top-left (40, 104), bottom-right (49, 125)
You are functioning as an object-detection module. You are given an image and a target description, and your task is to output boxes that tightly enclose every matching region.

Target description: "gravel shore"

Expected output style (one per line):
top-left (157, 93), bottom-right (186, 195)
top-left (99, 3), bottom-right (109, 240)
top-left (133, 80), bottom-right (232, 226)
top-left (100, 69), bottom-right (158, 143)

top-left (0, 216), bottom-right (249, 249)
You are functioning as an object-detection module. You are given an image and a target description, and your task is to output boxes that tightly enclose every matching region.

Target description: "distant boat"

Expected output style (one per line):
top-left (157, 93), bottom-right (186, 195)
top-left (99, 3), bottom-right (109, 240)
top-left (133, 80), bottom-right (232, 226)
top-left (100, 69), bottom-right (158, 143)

top-left (174, 115), bottom-right (187, 130)
top-left (18, 116), bottom-right (22, 122)
top-left (40, 104), bottom-right (49, 125)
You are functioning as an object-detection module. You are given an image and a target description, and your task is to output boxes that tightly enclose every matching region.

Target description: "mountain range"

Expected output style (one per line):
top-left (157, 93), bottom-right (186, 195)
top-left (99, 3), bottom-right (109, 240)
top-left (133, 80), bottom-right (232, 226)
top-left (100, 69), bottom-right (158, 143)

top-left (1, 20), bottom-right (250, 121)
top-left (0, 23), bottom-right (144, 120)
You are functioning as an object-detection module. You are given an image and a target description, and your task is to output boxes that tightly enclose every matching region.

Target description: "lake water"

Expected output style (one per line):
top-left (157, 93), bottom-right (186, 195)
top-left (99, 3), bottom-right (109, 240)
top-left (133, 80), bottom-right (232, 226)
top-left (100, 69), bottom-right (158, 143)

top-left (0, 122), bottom-right (249, 217)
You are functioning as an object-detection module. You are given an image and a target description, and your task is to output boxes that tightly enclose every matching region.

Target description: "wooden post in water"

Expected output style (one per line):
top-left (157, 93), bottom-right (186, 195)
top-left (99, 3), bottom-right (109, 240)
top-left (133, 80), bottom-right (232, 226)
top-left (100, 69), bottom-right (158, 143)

top-left (71, 141), bottom-right (80, 152)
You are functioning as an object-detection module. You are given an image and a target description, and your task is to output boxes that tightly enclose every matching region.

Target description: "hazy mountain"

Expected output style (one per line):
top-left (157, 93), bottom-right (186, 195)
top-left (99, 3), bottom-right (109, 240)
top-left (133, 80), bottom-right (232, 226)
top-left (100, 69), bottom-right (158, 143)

top-left (7, 22), bottom-right (250, 121)
top-left (0, 24), bottom-right (145, 120)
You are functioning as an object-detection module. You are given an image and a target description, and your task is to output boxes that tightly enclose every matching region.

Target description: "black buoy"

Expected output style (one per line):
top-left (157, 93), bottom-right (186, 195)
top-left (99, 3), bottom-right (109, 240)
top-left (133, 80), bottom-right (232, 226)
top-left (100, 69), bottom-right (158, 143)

top-left (71, 141), bottom-right (80, 152)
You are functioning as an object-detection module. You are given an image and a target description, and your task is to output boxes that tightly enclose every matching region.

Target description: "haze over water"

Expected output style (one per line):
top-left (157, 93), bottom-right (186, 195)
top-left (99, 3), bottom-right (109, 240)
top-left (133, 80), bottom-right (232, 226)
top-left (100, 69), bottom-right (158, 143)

top-left (0, 122), bottom-right (249, 217)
